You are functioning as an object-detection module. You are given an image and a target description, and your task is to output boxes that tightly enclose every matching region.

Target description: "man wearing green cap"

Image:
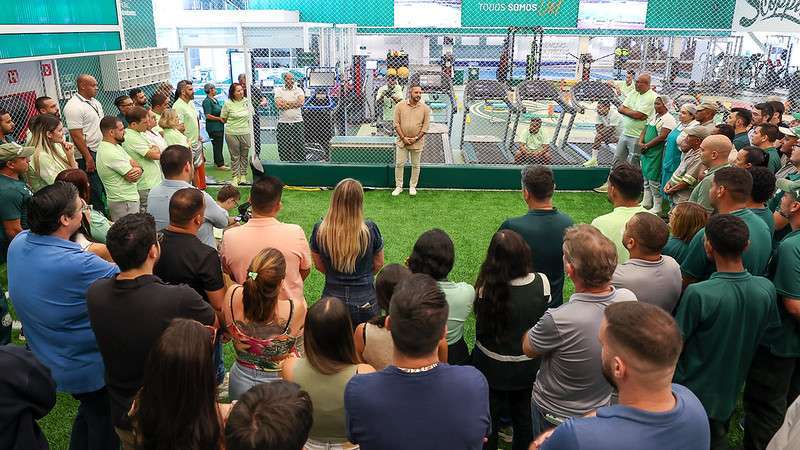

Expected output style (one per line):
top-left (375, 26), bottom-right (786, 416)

top-left (0, 142), bottom-right (34, 345)
top-left (743, 187), bottom-right (800, 450)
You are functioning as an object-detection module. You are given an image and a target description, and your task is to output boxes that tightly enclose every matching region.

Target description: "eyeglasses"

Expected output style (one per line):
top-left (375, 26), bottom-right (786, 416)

top-left (80, 201), bottom-right (91, 213)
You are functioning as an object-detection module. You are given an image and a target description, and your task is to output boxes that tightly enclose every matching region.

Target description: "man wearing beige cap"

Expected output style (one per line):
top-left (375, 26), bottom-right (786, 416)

top-left (688, 135), bottom-right (733, 212)
top-left (0, 142), bottom-right (34, 263)
top-left (664, 126), bottom-right (711, 204)
top-left (677, 101), bottom-right (718, 147)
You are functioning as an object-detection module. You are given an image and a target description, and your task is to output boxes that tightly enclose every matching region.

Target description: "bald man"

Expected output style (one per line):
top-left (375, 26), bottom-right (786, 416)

top-left (64, 74), bottom-right (107, 215)
top-left (687, 135), bottom-right (733, 212)
top-left (615, 74), bottom-right (657, 167)
top-left (274, 72), bottom-right (306, 162)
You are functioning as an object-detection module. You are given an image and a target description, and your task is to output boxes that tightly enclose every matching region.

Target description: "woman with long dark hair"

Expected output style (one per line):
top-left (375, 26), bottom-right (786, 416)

top-left (407, 228), bottom-right (474, 364)
top-left (55, 169), bottom-right (113, 261)
top-left (283, 297), bottom-right (374, 449)
top-left (223, 247), bottom-right (305, 400)
top-left (131, 318), bottom-right (230, 450)
top-left (473, 230), bottom-right (550, 450)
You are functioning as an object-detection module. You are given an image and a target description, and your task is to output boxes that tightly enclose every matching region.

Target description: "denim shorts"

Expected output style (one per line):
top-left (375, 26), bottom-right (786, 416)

top-left (322, 284), bottom-right (379, 327)
top-left (228, 360), bottom-right (280, 401)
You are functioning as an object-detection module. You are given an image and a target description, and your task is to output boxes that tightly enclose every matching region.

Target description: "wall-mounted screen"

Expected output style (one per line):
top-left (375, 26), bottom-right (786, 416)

top-left (577, 0), bottom-right (649, 30)
top-left (394, 0), bottom-right (462, 28)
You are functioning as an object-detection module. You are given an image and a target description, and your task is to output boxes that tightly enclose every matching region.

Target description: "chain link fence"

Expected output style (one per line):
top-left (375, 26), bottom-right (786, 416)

top-left (2, 0), bottom-right (800, 182)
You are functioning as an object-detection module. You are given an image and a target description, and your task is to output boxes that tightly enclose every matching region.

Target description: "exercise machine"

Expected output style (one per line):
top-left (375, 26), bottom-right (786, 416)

top-left (509, 80), bottom-right (575, 160)
top-left (302, 67), bottom-right (338, 160)
top-left (566, 80), bottom-right (622, 163)
top-left (409, 70), bottom-right (458, 163)
top-left (499, 26), bottom-right (544, 84)
top-left (460, 80), bottom-right (515, 164)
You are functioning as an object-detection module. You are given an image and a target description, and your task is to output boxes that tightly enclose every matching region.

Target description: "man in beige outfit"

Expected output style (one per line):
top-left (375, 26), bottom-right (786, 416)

top-left (393, 84), bottom-right (430, 196)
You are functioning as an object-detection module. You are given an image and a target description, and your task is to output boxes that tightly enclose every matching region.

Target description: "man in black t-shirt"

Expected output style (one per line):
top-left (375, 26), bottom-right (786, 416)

top-left (87, 213), bottom-right (215, 443)
top-left (153, 187), bottom-right (227, 385)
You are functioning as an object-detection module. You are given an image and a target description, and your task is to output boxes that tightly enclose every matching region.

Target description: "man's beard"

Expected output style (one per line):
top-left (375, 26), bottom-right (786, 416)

top-left (601, 357), bottom-right (618, 390)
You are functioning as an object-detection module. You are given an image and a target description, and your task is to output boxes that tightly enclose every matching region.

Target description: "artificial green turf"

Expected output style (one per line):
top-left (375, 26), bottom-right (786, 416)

top-left (8, 187), bottom-right (743, 449)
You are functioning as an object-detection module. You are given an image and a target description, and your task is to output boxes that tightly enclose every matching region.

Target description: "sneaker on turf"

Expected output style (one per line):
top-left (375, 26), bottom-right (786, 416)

top-left (593, 182), bottom-right (608, 193)
top-left (583, 157), bottom-right (598, 168)
top-left (409, 187), bottom-right (417, 196)
top-left (392, 187), bottom-right (402, 196)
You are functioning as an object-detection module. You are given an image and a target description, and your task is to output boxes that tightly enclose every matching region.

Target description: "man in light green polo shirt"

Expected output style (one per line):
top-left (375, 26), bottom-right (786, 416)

top-left (591, 163), bottom-right (649, 263)
top-left (674, 213), bottom-right (780, 448)
top-left (614, 73), bottom-right (656, 167)
top-left (121, 107), bottom-right (162, 212)
top-left (689, 134), bottom-right (733, 212)
top-left (375, 75), bottom-right (404, 122)
top-left (173, 81), bottom-right (199, 146)
top-left (681, 167), bottom-right (772, 286)
top-left (743, 187), bottom-right (800, 450)
top-left (514, 118), bottom-right (551, 165)
top-left (611, 70), bottom-right (636, 99)
top-left (96, 116), bottom-right (142, 221)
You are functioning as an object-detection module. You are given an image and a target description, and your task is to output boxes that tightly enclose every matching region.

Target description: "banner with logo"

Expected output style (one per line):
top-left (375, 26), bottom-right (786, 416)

top-left (461, 0), bottom-right (580, 27)
top-left (732, 0), bottom-right (800, 31)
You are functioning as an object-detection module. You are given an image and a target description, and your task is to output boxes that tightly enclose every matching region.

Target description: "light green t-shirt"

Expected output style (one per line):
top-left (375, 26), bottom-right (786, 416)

top-left (591, 206), bottom-right (650, 263)
top-left (96, 140), bottom-right (140, 202)
top-left (615, 80), bottom-right (636, 98)
top-left (620, 89), bottom-right (656, 138)
top-left (521, 129), bottom-right (546, 152)
top-left (688, 163), bottom-right (731, 212)
top-left (438, 280), bottom-right (475, 345)
top-left (90, 209), bottom-right (111, 243)
top-left (173, 98), bottom-right (199, 144)
top-left (28, 143), bottom-right (73, 192)
top-left (220, 98), bottom-right (253, 136)
top-left (121, 129), bottom-right (162, 191)
top-left (163, 128), bottom-right (189, 147)
top-left (376, 84), bottom-right (404, 121)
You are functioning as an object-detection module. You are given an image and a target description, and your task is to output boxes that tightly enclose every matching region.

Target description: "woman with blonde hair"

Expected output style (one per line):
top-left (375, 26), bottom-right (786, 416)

top-left (223, 247), bottom-right (305, 400)
top-left (310, 178), bottom-right (385, 326)
top-left (662, 201), bottom-right (708, 264)
top-left (27, 114), bottom-right (78, 192)
top-left (158, 108), bottom-right (189, 147)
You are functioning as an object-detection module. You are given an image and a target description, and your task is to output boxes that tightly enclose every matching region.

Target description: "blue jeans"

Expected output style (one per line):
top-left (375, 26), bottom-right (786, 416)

top-left (322, 284), bottom-right (378, 327)
top-left (228, 361), bottom-right (280, 401)
top-left (531, 399), bottom-right (559, 438)
top-left (213, 335), bottom-right (225, 385)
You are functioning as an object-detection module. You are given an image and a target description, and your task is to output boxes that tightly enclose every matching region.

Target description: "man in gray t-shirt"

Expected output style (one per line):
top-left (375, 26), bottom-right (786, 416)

top-left (523, 225), bottom-right (637, 435)
top-left (612, 212), bottom-right (682, 313)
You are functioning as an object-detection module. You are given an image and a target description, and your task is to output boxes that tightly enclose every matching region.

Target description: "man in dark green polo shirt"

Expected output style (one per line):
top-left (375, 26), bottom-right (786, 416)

top-left (681, 167), bottom-right (772, 285)
top-left (500, 165), bottom-right (574, 307)
top-left (752, 123), bottom-right (783, 174)
top-left (744, 188), bottom-right (800, 450)
top-left (728, 107), bottom-right (753, 150)
top-left (688, 135), bottom-right (732, 212)
top-left (0, 142), bottom-right (34, 345)
top-left (674, 214), bottom-right (780, 449)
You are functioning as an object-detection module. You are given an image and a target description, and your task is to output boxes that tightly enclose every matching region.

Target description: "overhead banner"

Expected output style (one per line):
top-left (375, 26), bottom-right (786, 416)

top-left (733, 0), bottom-right (800, 31)
top-left (461, 0), bottom-right (580, 27)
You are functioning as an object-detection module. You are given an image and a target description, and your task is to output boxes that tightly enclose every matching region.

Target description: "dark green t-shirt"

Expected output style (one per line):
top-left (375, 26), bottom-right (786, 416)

top-left (674, 271), bottom-right (780, 421)
top-left (0, 174), bottom-right (32, 263)
top-left (766, 147), bottom-right (781, 174)
top-left (500, 208), bottom-right (574, 307)
top-left (770, 229), bottom-right (800, 358)
top-left (733, 132), bottom-right (750, 150)
top-left (750, 207), bottom-right (775, 237)
top-left (681, 208), bottom-right (772, 280)
top-left (202, 97), bottom-right (224, 133)
top-left (663, 235), bottom-right (691, 265)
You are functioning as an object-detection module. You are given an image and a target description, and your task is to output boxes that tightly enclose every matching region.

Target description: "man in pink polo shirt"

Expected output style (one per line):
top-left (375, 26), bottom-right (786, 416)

top-left (220, 176), bottom-right (311, 302)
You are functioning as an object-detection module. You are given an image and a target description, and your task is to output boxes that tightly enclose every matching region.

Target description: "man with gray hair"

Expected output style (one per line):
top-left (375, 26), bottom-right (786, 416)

top-left (523, 224), bottom-right (637, 437)
top-left (274, 72), bottom-right (306, 162)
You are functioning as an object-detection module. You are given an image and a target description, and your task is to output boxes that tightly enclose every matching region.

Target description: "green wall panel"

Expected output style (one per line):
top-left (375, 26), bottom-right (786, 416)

top-left (121, 0), bottom-right (157, 49)
top-left (0, 1), bottom-right (118, 25)
top-left (645, 0), bottom-right (735, 29)
top-left (0, 32), bottom-right (121, 60)
top-left (251, 0), bottom-right (394, 25)
top-left (261, 163), bottom-right (609, 190)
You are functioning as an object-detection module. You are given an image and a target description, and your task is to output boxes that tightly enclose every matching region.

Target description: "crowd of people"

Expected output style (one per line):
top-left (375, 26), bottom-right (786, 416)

top-left (0, 71), bottom-right (798, 450)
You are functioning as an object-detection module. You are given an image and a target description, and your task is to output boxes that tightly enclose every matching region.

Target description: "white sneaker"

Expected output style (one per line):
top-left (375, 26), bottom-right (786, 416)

top-left (583, 157), bottom-right (598, 168)
top-left (392, 187), bottom-right (402, 196)
top-left (409, 187), bottom-right (417, 196)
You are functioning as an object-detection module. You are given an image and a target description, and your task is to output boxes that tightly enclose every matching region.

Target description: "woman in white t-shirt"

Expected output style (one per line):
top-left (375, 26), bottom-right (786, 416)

top-left (639, 95), bottom-right (677, 215)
